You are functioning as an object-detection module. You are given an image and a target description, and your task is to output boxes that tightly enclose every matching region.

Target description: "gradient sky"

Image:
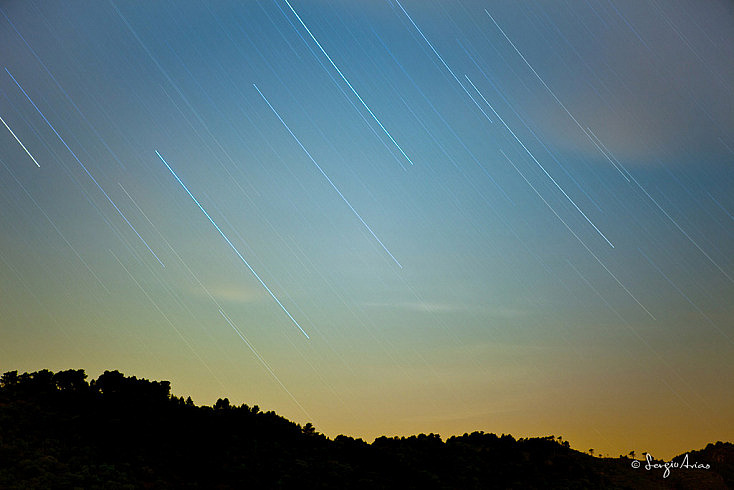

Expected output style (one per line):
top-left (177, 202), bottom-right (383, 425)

top-left (1, 0), bottom-right (732, 459)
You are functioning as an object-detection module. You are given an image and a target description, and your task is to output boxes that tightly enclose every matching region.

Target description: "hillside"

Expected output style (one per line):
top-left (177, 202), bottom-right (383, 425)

top-left (0, 369), bottom-right (729, 489)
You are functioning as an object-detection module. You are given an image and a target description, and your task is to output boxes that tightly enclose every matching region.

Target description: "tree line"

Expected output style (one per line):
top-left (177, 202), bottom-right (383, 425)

top-left (0, 369), bottom-right (728, 489)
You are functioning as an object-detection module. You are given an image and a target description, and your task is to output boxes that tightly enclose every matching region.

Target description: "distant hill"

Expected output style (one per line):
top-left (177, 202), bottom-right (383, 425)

top-left (0, 369), bottom-right (730, 489)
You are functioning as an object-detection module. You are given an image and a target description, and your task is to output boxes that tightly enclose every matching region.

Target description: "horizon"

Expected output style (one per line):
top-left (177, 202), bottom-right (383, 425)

top-left (1, 0), bottom-right (732, 462)
top-left (6, 366), bottom-right (729, 461)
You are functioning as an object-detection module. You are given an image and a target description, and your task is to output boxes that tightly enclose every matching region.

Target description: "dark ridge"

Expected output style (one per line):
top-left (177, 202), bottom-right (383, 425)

top-left (0, 369), bottom-right (730, 489)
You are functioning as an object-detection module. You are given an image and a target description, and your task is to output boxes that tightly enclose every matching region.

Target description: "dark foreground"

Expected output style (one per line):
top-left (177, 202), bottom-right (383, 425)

top-left (0, 369), bottom-right (731, 489)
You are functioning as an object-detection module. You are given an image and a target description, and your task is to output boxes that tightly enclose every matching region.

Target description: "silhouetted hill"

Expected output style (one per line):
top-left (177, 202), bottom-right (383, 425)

top-left (0, 369), bottom-right (730, 489)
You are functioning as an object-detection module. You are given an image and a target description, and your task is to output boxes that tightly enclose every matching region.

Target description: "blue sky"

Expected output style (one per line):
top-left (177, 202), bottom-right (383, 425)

top-left (1, 0), bottom-right (732, 458)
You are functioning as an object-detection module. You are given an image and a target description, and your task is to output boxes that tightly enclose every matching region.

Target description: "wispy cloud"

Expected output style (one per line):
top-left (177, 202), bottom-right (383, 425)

top-left (362, 301), bottom-right (527, 318)
top-left (188, 285), bottom-right (264, 305)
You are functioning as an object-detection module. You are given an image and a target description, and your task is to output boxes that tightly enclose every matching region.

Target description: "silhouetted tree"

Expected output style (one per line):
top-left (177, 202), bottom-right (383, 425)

top-left (214, 397), bottom-right (231, 410)
top-left (0, 370), bottom-right (18, 387)
top-left (53, 369), bottom-right (87, 392)
top-left (21, 369), bottom-right (54, 391)
top-left (93, 369), bottom-right (126, 395)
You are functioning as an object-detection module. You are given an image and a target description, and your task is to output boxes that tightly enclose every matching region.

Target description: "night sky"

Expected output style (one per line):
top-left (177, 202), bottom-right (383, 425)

top-left (1, 0), bottom-right (732, 459)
